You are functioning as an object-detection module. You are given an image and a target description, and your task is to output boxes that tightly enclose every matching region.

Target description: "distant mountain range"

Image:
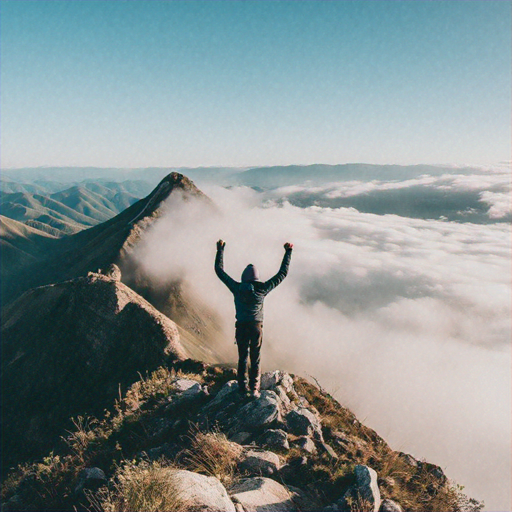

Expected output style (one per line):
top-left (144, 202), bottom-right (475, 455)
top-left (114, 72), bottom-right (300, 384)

top-left (1, 163), bottom-right (483, 188)
top-left (4, 164), bottom-right (507, 226)
top-left (0, 181), bottom-right (154, 235)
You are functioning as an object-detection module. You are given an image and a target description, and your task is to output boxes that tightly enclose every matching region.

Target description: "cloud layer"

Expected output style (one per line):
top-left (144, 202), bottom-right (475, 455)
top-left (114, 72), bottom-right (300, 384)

top-left (260, 169), bottom-right (511, 223)
top-left (132, 183), bottom-right (511, 511)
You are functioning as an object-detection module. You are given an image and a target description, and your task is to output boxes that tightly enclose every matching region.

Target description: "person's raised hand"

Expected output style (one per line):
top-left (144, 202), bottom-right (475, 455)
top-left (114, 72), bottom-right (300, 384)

top-left (217, 239), bottom-right (226, 250)
top-left (284, 242), bottom-right (293, 251)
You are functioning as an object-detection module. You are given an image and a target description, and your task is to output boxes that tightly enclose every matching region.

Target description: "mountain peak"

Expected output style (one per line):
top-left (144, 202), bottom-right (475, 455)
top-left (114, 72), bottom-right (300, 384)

top-left (127, 172), bottom-right (209, 225)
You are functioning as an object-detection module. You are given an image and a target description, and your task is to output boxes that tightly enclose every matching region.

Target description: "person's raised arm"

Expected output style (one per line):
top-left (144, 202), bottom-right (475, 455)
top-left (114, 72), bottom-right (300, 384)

top-left (261, 243), bottom-right (293, 294)
top-left (214, 240), bottom-right (237, 292)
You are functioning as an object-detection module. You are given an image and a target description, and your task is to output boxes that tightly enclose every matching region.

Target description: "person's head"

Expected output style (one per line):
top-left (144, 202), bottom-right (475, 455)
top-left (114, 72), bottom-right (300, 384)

top-left (241, 264), bottom-right (259, 282)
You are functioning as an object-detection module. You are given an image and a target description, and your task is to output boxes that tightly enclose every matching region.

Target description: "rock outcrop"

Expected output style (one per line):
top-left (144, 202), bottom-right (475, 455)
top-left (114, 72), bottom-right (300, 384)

top-left (0, 272), bottom-right (186, 471)
top-left (0, 367), bottom-right (478, 512)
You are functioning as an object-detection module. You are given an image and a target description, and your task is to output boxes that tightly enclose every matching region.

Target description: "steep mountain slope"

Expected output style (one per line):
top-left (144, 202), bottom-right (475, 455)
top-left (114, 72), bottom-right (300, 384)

top-left (0, 215), bottom-right (57, 284)
top-left (0, 270), bottom-right (186, 471)
top-left (1, 172), bottom-right (227, 364)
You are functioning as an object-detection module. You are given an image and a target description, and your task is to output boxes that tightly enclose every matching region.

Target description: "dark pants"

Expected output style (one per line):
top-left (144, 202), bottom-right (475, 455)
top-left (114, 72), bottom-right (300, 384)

top-left (235, 321), bottom-right (263, 393)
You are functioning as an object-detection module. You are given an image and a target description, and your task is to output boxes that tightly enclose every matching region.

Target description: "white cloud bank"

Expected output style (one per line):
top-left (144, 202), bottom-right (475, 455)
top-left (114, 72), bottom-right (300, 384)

top-left (264, 169), bottom-right (511, 220)
top-left (133, 184), bottom-right (511, 511)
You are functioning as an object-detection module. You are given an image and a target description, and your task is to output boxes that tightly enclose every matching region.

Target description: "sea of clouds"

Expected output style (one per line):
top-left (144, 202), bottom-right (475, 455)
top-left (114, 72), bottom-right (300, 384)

top-left (132, 171), bottom-right (511, 511)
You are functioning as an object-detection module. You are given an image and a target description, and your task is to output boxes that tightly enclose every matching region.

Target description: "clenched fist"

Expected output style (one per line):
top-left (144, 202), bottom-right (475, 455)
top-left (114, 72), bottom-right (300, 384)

top-left (217, 239), bottom-right (226, 250)
top-left (284, 242), bottom-right (293, 251)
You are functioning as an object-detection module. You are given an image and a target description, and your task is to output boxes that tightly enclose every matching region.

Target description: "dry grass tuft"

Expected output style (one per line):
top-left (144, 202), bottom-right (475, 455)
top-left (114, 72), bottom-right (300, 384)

top-left (91, 460), bottom-right (189, 512)
top-left (345, 492), bottom-right (377, 512)
top-left (185, 429), bottom-right (243, 486)
top-left (123, 367), bottom-right (176, 412)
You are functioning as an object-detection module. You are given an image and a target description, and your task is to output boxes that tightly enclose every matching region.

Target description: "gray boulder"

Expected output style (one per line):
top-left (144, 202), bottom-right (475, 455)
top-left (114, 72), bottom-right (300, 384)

top-left (230, 431), bottom-right (253, 445)
top-left (379, 499), bottom-right (403, 512)
top-left (165, 379), bottom-right (208, 411)
top-left (341, 465), bottom-right (381, 512)
top-left (286, 408), bottom-right (323, 440)
top-left (257, 429), bottom-right (289, 451)
top-left (239, 449), bottom-right (281, 477)
top-left (74, 467), bottom-right (107, 496)
top-left (291, 436), bottom-right (316, 454)
top-left (203, 381), bottom-right (241, 412)
top-left (317, 441), bottom-right (338, 459)
top-left (173, 378), bottom-right (203, 394)
top-left (261, 371), bottom-right (294, 394)
top-left (172, 470), bottom-right (236, 512)
top-left (232, 391), bottom-right (284, 433)
top-left (230, 477), bottom-right (296, 512)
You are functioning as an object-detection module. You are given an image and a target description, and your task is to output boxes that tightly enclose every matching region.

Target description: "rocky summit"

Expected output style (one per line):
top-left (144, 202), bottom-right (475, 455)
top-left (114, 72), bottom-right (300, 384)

top-left (0, 365), bottom-right (481, 512)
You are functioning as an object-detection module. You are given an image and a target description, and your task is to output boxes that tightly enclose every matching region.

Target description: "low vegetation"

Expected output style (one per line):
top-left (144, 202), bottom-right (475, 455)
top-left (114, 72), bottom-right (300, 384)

top-left (89, 461), bottom-right (189, 512)
top-left (1, 363), bottom-right (483, 512)
top-left (185, 430), bottom-right (243, 486)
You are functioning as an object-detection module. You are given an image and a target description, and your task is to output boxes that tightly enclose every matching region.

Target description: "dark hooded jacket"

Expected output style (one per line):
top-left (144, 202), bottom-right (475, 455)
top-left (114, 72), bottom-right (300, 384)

top-left (215, 247), bottom-right (292, 322)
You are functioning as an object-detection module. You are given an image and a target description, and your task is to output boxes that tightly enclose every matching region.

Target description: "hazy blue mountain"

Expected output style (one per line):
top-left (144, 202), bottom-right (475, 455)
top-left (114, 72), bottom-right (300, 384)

top-left (1, 166), bottom-right (244, 188)
top-left (0, 182), bottom-right (144, 235)
top-left (233, 164), bottom-right (483, 188)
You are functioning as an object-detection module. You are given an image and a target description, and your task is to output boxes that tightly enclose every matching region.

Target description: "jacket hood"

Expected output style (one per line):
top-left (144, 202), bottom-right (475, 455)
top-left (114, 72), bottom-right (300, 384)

top-left (241, 264), bottom-right (259, 282)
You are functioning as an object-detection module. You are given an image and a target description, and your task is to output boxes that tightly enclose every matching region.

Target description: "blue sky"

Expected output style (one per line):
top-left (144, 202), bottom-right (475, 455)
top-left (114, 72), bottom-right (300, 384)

top-left (1, 0), bottom-right (510, 168)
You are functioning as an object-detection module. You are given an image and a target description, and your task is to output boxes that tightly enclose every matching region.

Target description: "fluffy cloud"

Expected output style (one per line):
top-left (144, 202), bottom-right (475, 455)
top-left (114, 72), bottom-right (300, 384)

top-left (132, 183), bottom-right (511, 511)
top-left (262, 169), bottom-right (511, 221)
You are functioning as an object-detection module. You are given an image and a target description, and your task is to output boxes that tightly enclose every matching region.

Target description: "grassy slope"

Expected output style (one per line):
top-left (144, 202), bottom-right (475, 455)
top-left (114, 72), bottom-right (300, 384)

top-left (1, 363), bottom-right (481, 512)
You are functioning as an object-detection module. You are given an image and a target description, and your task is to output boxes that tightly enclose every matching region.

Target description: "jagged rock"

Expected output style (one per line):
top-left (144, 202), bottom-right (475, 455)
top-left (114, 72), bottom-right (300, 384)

top-left (317, 441), bottom-right (338, 459)
top-left (230, 431), bottom-right (253, 445)
top-left (239, 448), bottom-right (281, 476)
top-left (103, 263), bottom-right (122, 281)
top-left (172, 470), bottom-right (236, 512)
top-left (261, 371), bottom-right (294, 394)
top-left (166, 378), bottom-right (208, 411)
top-left (257, 429), bottom-right (289, 451)
top-left (396, 453), bottom-right (446, 484)
top-left (397, 451), bottom-right (419, 468)
top-left (143, 442), bottom-right (182, 462)
top-left (291, 436), bottom-right (316, 454)
top-left (355, 465), bottom-right (381, 511)
top-left (331, 430), bottom-right (368, 455)
top-left (286, 484), bottom-right (321, 512)
top-left (420, 461), bottom-right (447, 485)
top-left (229, 477), bottom-right (296, 512)
top-left (231, 390), bottom-right (284, 433)
top-left (340, 465), bottom-right (381, 512)
top-left (379, 476), bottom-right (396, 492)
top-left (74, 467), bottom-right (107, 496)
top-left (203, 381), bottom-right (242, 413)
top-left (274, 385), bottom-right (295, 413)
top-left (286, 407), bottom-right (323, 440)
top-left (174, 378), bottom-right (202, 393)
top-left (379, 499), bottom-right (403, 512)
top-left (279, 455), bottom-right (309, 482)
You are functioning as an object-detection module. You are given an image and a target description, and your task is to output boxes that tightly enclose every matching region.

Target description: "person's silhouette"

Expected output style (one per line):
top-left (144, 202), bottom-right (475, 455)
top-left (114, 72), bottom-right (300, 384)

top-left (215, 240), bottom-right (293, 398)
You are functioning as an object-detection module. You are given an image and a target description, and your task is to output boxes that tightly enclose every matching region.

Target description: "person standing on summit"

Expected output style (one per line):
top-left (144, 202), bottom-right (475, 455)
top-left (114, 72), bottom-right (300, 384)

top-left (215, 240), bottom-right (293, 398)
